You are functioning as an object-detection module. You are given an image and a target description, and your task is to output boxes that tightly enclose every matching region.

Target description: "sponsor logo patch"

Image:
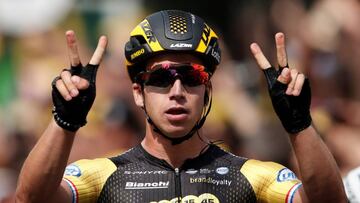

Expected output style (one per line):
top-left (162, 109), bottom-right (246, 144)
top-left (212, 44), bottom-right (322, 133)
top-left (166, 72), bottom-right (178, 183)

top-left (170, 43), bottom-right (193, 48)
top-left (189, 177), bottom-right (232, 186)
top-left (150, 193), bottom-right (220, 203)
top-left (124, 170), bottom-right (168, 175)
top-left (130, 48), bottom-right (145, 60)
top-left (216, 167), bottom-right (229, 175)
top-left (125, 181), bottom-right (169, 190)
top-left (64, 164), bottom-right (81, 177)
top-left (211, 48), bottom-right (221, 63)
top-left (200, 168), bottom-right (212, 174)
top-left (185, 169), bottom-right (198, 175)
top-left (277, 168), bottom-right (298, 182)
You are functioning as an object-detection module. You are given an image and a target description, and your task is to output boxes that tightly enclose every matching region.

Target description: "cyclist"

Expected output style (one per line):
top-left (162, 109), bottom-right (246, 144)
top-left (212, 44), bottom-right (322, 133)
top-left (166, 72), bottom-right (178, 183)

top-left (15, 10), bottom-right (346, 203)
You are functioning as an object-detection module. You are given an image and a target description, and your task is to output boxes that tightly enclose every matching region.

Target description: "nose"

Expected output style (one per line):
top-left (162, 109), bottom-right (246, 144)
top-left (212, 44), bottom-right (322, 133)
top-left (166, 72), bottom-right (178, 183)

top-left (169, 78), bottom-right (185, 100)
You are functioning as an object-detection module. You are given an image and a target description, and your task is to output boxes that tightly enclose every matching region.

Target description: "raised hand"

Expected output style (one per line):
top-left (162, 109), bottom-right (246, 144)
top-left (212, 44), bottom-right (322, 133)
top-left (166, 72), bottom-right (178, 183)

top-left (52, 30), bottom-right (107, 132)
top-left (250, 32), bottom-right (312, 134)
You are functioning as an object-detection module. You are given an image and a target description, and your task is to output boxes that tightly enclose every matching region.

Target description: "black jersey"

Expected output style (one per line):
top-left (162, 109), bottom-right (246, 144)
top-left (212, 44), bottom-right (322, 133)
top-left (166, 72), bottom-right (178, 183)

top-left (63, 145), bottom-right (301, 203)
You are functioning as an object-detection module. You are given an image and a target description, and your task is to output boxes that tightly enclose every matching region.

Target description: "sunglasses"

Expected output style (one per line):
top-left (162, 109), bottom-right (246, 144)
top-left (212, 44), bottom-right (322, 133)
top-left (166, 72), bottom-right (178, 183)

top-left (136, 63), bottom-right (211, 87)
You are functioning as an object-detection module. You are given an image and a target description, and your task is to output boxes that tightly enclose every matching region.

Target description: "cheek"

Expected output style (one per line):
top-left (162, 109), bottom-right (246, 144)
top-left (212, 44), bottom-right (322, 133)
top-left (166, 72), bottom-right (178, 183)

top-left (143, 91), bottom-right (167, 115)
top-left (190, 88), bottom-right (206, 114)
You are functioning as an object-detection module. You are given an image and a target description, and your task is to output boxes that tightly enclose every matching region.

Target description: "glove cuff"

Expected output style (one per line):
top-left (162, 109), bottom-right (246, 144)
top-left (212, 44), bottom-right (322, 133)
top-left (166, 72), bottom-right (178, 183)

top-left (52, 107), bottom-right (86, 132)
top-left (283, 113), bottom-right (312, 134)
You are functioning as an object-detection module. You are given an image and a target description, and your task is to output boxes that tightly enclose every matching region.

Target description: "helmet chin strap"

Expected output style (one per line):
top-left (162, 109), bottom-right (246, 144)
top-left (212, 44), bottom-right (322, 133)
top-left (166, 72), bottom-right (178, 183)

top-left (142, 91), bottom-right (212, 145)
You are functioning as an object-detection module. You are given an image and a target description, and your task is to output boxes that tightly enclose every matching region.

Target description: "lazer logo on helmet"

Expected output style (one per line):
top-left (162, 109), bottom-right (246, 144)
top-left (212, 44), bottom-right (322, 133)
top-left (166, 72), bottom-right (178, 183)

top-left (170, 43), bottom-right (193, 48)
top-left (131, 48), bottom-right (145, 60)
top-left (141, 21), bottom-right (156, 43)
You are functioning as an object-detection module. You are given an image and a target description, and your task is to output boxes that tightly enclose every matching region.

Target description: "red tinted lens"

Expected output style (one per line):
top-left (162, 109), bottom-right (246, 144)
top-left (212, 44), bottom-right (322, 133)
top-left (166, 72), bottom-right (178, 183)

top-left (138, 63), bottom-right (210, 87)
top-left (178, 64), bottom-right (210, 87)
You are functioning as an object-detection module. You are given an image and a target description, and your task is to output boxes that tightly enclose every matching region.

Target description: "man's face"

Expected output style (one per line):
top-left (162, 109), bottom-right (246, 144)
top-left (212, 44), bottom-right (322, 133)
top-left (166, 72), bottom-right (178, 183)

top-left (133, 53), bottom-right (207, 138)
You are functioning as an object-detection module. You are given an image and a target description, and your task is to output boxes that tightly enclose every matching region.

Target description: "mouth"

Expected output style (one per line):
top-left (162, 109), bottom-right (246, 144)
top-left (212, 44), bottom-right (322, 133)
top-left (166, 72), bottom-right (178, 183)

top-left (165, 107), bottom-right (188, 115)
top-left (165, 107), bottom-right (189, 122)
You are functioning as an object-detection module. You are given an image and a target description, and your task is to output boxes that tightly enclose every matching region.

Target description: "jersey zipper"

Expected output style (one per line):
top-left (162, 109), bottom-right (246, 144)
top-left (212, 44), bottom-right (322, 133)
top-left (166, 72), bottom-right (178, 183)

top-left (174, 167), bottom-right (182, 202)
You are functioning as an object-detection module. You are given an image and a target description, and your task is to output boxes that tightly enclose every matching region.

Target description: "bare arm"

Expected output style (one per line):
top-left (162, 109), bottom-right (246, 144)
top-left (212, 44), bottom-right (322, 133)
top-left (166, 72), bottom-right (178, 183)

top-left (250, 33), bottom-right (347, 202)
top-left (15, 30), bottom-right (107, 203)
top-left (290, 126), bottom-right (346, 202)
top-left (15, 120), bottom-right (74, 202)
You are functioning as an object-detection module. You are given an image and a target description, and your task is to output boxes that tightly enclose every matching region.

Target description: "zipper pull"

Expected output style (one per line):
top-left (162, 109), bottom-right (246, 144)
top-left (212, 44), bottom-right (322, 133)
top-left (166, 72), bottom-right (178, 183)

top-left (174, 167), bottom-right (181, 202)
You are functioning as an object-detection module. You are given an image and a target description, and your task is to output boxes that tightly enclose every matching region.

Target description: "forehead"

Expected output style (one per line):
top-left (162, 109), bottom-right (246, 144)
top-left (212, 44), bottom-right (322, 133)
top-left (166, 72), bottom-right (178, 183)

top-left (146, 53), bottom-right (204, 70)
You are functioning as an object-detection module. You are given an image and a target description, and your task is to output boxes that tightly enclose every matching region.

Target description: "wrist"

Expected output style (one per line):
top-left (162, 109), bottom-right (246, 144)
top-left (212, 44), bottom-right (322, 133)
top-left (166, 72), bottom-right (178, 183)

top-left (282, 114), bottom-right (312, 134)
top-left (50, 119), bottom-right (77, 136)
top-left (52, 107), bottom-right (86, 132)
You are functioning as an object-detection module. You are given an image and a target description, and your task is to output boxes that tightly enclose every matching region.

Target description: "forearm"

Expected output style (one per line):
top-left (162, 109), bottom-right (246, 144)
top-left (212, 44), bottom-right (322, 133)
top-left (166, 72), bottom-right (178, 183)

top-left (290, 125), bottom-right (347, 202)
top-left (16, 119), bottom-right (75, 202)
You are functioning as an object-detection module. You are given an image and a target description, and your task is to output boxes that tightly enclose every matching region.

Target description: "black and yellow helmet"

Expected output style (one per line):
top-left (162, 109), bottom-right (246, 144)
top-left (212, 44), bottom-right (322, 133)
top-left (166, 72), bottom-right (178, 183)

top-left (124, 10), bottom-right (221, 82)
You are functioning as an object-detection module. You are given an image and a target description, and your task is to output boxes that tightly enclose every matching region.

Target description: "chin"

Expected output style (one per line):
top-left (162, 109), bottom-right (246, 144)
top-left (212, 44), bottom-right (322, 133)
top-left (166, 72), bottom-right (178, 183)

top-left (162, 126), bottom-right (193, 138)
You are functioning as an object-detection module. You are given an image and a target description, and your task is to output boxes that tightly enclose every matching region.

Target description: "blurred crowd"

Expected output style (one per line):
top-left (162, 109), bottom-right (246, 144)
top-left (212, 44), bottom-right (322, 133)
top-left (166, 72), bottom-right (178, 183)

top-left (1, 0), bottom-right (360, 201)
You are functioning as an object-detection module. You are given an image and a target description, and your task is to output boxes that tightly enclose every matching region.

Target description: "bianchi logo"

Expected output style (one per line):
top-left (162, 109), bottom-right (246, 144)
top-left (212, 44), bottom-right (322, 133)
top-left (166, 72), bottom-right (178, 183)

top-left (125, 181), bottom-right (169, 190)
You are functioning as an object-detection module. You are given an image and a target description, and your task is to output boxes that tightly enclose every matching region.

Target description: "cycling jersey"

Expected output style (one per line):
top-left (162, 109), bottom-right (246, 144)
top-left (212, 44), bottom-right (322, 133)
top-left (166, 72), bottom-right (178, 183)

top-left (63, 144), bottom-right (302, 203)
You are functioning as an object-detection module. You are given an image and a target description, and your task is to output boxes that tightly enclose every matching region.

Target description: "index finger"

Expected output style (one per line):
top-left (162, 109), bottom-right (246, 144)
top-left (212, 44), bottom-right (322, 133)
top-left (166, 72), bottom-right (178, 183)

top-left (250, 43), bottom-right (272, 70)
top-left (66, 30), bottom-right (81, 67)
top-left (89, 35), bottom-right (108, 65)
top-left (275, 32), bottom-right (288, 67)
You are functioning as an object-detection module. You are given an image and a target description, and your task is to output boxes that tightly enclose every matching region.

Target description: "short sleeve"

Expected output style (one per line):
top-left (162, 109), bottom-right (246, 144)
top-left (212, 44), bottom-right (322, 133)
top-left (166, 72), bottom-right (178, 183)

top-left (63, 158), bottom-right (117, 203)
top-left (240, 159), bottom-right (302, 203)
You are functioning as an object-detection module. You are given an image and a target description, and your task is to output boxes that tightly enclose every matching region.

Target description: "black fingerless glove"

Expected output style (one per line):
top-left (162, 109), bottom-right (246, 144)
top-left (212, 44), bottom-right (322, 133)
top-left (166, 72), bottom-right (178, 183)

top-left (263, 67), bottom-right (312, 134)
top-left (51, 64), bottom-right (99, 132)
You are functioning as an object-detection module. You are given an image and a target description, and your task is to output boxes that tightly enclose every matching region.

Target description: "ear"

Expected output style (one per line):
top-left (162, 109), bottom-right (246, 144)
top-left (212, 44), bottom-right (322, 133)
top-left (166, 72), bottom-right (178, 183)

top-left (132, 83), bottom-right (144, 108)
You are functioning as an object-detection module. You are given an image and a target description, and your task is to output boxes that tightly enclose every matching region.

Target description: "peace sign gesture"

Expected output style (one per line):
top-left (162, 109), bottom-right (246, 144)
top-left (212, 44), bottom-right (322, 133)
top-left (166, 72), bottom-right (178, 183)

top-left (250, 32), bottom-right (312, 134)
top-left (51, 30), bottom-right (108, 132)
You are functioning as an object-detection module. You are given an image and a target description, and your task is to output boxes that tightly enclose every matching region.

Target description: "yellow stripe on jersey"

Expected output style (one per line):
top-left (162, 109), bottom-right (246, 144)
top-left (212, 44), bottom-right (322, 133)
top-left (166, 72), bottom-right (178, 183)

top-left (63, 158), bottom-right (117, 203)
top-left (240, 159), bottom-right (301, 203)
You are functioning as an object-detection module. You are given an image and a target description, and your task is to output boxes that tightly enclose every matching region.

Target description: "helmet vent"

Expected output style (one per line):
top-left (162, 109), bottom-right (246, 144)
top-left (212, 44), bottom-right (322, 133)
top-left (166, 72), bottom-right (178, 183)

top-left (168, 13), bottom-right (188, 35)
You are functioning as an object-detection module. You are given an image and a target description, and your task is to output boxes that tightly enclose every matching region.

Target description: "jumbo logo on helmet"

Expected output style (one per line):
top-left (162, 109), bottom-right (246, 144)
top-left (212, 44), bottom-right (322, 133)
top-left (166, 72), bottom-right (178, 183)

top-left (141, 21), bottom-right (157, 43)
top-left (201, 24), bottom-right (211, 45)
top-left (131, 48), bottom-right (145, 60)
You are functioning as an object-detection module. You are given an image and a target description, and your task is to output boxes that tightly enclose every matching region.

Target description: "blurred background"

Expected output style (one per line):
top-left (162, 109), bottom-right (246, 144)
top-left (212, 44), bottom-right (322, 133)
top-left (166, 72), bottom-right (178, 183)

top-left (1, 0), bottom-right (360, 201)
